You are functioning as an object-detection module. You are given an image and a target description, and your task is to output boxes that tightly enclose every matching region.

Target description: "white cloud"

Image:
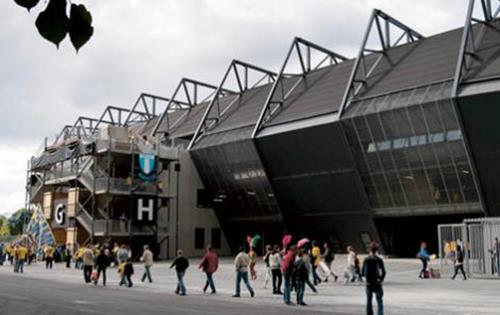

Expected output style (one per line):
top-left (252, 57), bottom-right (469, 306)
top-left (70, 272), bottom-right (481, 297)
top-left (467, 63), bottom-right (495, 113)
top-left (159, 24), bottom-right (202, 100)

top-left (0, 0), bottom-right (471, 214)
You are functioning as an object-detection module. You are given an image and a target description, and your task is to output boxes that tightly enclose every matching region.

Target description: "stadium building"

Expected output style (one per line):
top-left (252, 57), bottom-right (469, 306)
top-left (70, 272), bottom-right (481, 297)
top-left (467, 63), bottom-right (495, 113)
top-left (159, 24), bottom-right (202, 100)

top-left (26, 1), bottom-right (500, 257)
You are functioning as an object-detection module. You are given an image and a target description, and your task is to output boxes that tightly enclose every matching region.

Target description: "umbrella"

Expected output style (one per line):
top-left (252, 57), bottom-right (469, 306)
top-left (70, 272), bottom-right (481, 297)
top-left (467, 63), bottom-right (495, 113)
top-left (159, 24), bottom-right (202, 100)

top-left (297, 238), bottom-right (310, 249)
top-left (282, 234), bottom-right (293, 249)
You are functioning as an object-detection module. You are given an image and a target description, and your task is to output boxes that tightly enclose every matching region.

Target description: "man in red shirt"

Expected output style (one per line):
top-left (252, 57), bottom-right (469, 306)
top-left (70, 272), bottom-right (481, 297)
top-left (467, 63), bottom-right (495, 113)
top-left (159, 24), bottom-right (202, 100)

top-left (199, 245), bottom-right (219, 294)
top-left (281, 245), bottom-right (297, 305)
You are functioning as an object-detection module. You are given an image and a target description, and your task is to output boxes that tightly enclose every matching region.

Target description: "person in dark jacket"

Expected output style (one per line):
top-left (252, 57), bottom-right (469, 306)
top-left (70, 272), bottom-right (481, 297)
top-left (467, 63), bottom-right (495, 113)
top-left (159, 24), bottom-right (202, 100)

top-left (451, 241), bottom-right (467, 280)
top-left (281, 245), bottom-right (297, 305)
top-left (362, 242), bottom-right (386, 315)
top-left (294, 249), bottom-right (309, 306)
top-left (199, 245), bottom-right (218, 294)
top-left (94, 249), bottom-right (109, 286)
top-left (170, 249), bottom-right (189, 295)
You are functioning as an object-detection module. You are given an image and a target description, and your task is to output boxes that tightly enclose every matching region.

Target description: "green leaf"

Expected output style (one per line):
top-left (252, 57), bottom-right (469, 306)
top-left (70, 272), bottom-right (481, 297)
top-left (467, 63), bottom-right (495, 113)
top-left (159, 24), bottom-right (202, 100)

top-left (14, 0), bottom-right (40, 12)
top-left (69, 4), bottom-right (93, 52)
top-left (35, 0), bottom-right (69, 48)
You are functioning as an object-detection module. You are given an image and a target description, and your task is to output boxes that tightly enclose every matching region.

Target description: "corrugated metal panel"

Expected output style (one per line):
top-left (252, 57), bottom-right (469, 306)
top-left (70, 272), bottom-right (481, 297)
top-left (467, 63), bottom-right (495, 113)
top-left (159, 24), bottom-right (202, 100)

top-left (360, 27), bottom-right (463, 98)
top-left (209, 83), bottom-right (275, 133)
top-left (267, 56), bottom-right (377, 126)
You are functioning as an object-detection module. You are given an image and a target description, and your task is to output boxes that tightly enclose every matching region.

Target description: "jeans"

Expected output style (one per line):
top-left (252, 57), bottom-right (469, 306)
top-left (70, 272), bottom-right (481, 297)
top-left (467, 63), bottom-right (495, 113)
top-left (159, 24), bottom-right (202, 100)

top-left (366, 284), bottom-right (384, 315)
top-left (83, 265), bottom-right (93, 283)
top-left (283, 274), bottom-right (292, 304)
top-left (17, 259), bottom-right (25, 273)
top-left (419, 258), bottom-right (428, 278)
top-left (312, 265), bottom-right (321, 284)
top-left (142, 265), bottom-right (153, 283)
top-left (296, 280), bottom-right (305, 304)
top-left (176, 271), bottom-right (186, 294)
top-left (235, 271), bottom-right (253, 296)
top-left (271, 269), bottom-right (282, 293)
top-left (452, 264), bottom-right (466, 280)
top-left (95, 267), bottom-right (107, 285)
top-left (204, 272), bottom-right (216, 293)
top-left (120, 274), bottom-right (133, 287)
top-left (46, 258), bottom-right (53, 269)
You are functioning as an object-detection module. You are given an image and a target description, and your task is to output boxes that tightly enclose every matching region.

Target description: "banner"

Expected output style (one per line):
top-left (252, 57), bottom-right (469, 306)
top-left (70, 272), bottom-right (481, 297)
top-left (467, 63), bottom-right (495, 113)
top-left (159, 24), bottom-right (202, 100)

top-left (25, 206), bottom-right (56, 247)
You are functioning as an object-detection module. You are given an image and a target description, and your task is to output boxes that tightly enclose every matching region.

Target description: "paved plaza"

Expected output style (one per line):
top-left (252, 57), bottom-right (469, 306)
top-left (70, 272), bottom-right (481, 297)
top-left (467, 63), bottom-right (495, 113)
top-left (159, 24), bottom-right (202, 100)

top-left (0, 257), bottom-right (498, 314)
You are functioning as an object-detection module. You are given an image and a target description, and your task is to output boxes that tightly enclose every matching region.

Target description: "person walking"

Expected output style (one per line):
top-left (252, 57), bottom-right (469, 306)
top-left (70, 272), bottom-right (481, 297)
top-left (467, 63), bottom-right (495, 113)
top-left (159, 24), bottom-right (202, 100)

top-left (362, 242), bottom-right (386, 315)
top-left (65, 244), bottom-right (72, 268)
top-left (170, 249), bottom-right (189, 295)
top-left (140, 245), bottom-right (154, 283)
top-left (269, 245), bottom-right (283, 294)
top-left (322, 243), bottom-right (338, 282)
top-left (451, 240), bottom-right (467, 280)
top-left (303, 248), bottom-right (318, 293)
top-left (345, 246), bottom-right (362, 283)
top-left (118, 258), bottom-right (134, 287)
top-left (233, 246), bottom-right (255, 298)
top-left (282, 245), bottom-right (297, 305)
top-left (263, 245), bottom-right (273, 288)
top-left (82, 245), bottom-right (95, 283)
top-left (294, 249), bottom-right (309, 306)
top-left (311, 241), bottom-right (322, 285)
top-left (249, 246), bottom-right (258, 280)
top-left (45, 245), bottom-right (55, 269)
top-left (14, 244), bottom-right (28, 274)
top-left (199, 245), bottom-right (218, 294)
top-left (94, 248), bottom-right (109, 286)
top-left (417, 242), bottom-right (430, 279)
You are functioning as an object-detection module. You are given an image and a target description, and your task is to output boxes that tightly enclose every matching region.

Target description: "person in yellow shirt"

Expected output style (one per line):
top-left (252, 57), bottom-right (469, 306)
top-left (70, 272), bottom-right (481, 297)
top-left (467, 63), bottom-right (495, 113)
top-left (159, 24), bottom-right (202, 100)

top-left (311, 241), bottom-right (322, 285)
top-left (14, 244), bottom-right (28, 273)
top-left (75, 247), bottom-right (85, 269)
top-left (45, 245), bottom-right (55, 269)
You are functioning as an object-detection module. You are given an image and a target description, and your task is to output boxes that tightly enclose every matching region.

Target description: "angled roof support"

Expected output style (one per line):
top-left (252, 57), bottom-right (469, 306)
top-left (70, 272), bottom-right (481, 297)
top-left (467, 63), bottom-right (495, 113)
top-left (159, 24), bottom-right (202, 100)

top-left (252, 37), bottom-right (347, 138)
top-left (91, 106), bottom-right (135, 134)
top-left (67, 117), bottom-right (99, 139)
top-left (188, 60), bottom-right (277, 149)
top-left (123, 93), bottom-right (171, 126)
top-left (150, 78), bottom-right (230, 137)
top-left (338, 9), bottom-right (424, 117)
top-left (452, 0), bottom-right (500, 97)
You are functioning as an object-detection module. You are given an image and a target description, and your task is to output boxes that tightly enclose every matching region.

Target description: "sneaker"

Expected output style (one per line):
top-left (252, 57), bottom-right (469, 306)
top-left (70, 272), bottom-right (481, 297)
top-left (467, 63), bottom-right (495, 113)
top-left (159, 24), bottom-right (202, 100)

top-left (232, 294), bottom-right (240, 298)
top-left (250, 291), bottom-right (255, 298)
top-left (334, 276), bottom-right (338, 282)
top-left (299, 302), bottom-right (307, 306)
top-left (285, 301), bottom-right (295, 306)
top-left (210, 291), bottom-right (217, 295)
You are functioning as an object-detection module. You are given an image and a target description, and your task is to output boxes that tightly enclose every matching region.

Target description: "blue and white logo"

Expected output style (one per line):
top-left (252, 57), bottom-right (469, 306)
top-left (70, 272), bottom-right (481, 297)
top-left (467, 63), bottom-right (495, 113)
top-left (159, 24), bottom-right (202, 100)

top-left (139, 153), bottom-right (156, 175)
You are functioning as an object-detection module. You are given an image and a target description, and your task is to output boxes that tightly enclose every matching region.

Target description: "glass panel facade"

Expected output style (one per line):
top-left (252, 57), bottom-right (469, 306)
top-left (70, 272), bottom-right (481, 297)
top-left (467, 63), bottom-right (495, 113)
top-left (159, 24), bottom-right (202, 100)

top-left (191, 127), bottom-right (281, 223)
top-left (343, 81), bottom-right (482, 215)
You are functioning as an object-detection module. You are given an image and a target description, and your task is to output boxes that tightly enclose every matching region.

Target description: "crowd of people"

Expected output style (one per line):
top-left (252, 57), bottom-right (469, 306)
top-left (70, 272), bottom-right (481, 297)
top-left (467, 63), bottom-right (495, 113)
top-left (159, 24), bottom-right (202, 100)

top-left (0, 239), bottom-right (387, 315)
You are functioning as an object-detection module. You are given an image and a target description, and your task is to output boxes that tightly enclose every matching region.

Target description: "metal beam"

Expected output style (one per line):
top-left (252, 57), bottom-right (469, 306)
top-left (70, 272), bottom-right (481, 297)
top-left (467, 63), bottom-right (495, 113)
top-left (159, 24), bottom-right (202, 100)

top-left (252, 37), bottom-right (348, 138)
top-left (338, 9), bottom-right (424, 117)
top-left (188, 60), bottom-right (277, 149)
top-left (150, 78), bottom-right (226, 137)
top-left (452, 0), bottom-right (499, 97)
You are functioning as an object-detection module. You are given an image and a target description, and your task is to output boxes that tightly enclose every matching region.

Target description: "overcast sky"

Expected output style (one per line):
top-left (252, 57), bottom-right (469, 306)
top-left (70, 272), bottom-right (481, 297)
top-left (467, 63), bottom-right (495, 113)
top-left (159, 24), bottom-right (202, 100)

top-left (0, 0), bottom-right (470, 215)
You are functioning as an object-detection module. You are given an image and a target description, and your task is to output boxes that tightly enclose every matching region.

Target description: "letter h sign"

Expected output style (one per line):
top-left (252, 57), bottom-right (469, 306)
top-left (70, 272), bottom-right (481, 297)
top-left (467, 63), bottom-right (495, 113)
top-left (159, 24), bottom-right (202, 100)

top-left (136, 197), bottom-right (156, 223)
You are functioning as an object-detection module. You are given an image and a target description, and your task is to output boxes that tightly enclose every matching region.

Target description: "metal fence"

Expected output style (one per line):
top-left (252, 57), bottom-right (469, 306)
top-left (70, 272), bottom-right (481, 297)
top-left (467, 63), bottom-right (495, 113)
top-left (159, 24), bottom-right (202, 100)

top-left (438, 218), bottom-right (500, 278)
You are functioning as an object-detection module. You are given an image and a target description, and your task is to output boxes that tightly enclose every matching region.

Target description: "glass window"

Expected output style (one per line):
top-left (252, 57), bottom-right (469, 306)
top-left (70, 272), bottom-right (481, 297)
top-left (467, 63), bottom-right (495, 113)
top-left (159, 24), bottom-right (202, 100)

top-left (211, 228), bottom-right (222, 249)
top-left (446, 130), bottom-right (462, 141)
top-left (195, 228), bottom-right (205, 250)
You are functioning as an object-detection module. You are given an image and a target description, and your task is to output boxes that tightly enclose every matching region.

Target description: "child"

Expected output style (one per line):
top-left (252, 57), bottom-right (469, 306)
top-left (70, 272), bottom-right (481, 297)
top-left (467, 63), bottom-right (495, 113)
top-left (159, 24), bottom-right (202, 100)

top-left (124, 259), bottom-right (134, 287)
top-left (118, 259), bottom-right (134, 287)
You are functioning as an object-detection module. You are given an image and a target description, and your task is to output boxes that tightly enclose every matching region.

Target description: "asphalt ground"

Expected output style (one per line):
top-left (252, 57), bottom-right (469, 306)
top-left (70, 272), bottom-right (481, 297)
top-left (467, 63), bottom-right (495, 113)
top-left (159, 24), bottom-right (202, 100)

top-left (0, 258), bottom-right (498, 315)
